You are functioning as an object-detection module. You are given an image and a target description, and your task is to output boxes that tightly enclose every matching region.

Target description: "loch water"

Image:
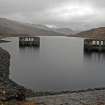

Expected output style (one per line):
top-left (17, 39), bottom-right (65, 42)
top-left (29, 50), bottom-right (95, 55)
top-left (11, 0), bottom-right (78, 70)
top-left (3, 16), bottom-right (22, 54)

top-left (0, 36), bottom-right (105, 91)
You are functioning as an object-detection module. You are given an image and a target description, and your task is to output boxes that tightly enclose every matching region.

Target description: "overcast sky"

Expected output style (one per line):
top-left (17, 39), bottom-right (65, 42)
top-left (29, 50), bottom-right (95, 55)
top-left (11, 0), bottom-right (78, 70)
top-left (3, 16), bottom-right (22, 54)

top-left (0, 0), bottom-right (105, 30)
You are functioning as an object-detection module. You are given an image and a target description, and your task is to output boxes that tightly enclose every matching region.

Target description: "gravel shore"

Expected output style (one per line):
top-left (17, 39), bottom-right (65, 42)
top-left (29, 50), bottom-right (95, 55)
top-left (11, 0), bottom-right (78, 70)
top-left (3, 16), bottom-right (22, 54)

top-left (29, 88), bottom-right (105, 105)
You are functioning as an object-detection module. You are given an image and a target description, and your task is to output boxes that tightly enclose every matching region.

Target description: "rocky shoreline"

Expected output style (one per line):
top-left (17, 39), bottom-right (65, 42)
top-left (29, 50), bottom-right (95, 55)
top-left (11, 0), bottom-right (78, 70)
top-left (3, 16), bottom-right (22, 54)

top-left (29, 88), bottom-right (105, 105)
top-left (33, 87), bottom-right (105, 97)
top-left (0, 47), bottom-right (35, 100)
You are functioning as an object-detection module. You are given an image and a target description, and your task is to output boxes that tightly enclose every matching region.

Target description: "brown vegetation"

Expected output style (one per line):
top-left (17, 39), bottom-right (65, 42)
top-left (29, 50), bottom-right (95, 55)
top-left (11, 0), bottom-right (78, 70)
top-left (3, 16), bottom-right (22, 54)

top-left (0, 101), bottom-right (37, 105)
top-left (17, 101), bottom-right (37, 105)
top-left (74, 27), bottom-right (105, 39)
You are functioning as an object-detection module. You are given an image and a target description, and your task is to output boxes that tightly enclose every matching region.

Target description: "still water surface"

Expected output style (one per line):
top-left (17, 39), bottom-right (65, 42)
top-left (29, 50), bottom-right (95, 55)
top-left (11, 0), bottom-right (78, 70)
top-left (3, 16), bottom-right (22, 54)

top-left (0, 36), bottom-right (105, 91)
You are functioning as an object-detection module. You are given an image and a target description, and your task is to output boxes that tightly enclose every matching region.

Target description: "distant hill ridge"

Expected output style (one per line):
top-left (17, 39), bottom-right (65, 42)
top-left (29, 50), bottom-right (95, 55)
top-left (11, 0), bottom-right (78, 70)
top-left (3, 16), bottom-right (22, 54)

top-left (32, 24), bottom-right (76, 35)
top-left (0, 18), bottom-right (66, 37)
top-left (1, 18), bottom-right (105, 38)
top-left (75, 27), bottom-right (105, 38)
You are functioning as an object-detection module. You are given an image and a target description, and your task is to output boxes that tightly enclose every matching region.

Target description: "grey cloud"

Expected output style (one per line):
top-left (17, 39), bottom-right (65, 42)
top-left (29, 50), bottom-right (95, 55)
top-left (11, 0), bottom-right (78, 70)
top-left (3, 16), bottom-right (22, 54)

top-left (0, 0), bottom-right (105, 30)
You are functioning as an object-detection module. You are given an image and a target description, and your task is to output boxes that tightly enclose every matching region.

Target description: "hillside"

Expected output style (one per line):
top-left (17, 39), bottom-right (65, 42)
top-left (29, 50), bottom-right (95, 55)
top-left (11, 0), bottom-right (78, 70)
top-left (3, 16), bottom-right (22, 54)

top-left (51, 28), bottom-right (75, 35)
top-left (74, 27), bottom-right (105, 38)
top-left (0, 18), bottom-right (65, 37)
top-left (32, 24), bottom-right (76, 35)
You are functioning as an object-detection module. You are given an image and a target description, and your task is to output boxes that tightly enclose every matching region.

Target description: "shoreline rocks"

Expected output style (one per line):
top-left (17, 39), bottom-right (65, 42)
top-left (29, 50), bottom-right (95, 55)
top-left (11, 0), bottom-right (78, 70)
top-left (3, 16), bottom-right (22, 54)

top-left (0, 47), bottom-right (35, 100)
top-left (0, 48), bottom-right (10, 81)
top-left (30, 89), bottom-right (105, 105)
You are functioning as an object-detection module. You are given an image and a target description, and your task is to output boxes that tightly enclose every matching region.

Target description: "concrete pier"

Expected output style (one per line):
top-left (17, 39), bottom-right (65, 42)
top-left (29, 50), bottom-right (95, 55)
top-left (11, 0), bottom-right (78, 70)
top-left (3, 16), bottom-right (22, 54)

top-left (84, 39), bottom-right (105, 52)
top-left (19, 37), bottom-right (40, 47)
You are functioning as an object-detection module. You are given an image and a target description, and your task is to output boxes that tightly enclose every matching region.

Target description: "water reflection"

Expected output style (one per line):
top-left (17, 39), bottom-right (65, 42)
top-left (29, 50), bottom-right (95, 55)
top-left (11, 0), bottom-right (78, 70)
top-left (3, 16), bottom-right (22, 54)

top-left (19, 47), bottom-right (40, 54)
top-left (84, 51), bottom-right (105, 63)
